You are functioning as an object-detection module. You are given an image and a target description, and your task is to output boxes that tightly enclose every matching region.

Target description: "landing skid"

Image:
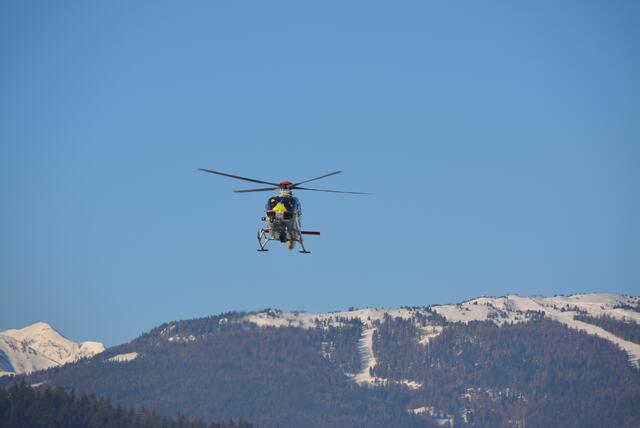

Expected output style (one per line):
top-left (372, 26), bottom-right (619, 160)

top-left (298, 238), bottom-right (310, 254)
top-left (257, 228), bottom-right (271, 252)
top-left (257, 227), bottom-right (312, 253)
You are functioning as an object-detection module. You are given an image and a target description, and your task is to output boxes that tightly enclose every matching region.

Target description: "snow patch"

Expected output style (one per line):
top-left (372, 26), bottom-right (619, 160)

top-left (410, 406), bottom-right (432, 415)
top-left (397, 379), bottom-right (423, 389)
top-left (107, 352), bottom-right (139, 363)
top-left (410, 406), bottom-right (454, 426)
top-left (419, 325), bottom-right (443, 345)
top-left (168, 334), bottom-right (197, 343)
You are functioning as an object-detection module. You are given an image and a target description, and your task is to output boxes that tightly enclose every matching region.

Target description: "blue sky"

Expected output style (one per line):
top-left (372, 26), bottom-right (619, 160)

top-left (1, 1), bottom-right (638, 346)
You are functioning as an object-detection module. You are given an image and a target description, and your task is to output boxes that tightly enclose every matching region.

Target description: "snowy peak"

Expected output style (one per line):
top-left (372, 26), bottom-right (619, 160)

top-left (2, 321), bottom-right (56, 340)
top-left (0, 335), bottom-right (55, 376)
top-left (0, 322), bottom-right (105, 377)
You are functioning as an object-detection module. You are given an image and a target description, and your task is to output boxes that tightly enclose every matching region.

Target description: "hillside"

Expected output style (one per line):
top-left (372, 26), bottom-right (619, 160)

top-left (2, 294), bottom-right (639, 428)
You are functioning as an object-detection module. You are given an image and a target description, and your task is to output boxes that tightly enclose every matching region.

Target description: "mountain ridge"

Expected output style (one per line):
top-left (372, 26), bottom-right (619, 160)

top-left (236, 292), bottom-right (640, 368)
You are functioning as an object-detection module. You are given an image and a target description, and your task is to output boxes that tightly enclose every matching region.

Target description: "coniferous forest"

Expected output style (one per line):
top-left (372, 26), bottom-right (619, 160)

top-left (0, 382), bottom-right (251, 428)
top-left (373, 315), bottom-right (640, 427)
top-left (573, 313), bottom-right (640, 344)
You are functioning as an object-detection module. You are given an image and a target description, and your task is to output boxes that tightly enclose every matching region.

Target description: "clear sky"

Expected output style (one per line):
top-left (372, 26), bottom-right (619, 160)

top-left (1, 1), bottom-right (638, 346)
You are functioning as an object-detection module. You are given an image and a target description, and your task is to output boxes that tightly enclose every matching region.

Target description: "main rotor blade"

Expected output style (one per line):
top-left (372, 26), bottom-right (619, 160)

top-left (198, 168), bottom-right (279, 186)
top-left (294, 186), bottom-right (370, 195)
top-left (233, 187), bottom-right (279, 193)
top-left (294, 170), bottom-right (342, 186)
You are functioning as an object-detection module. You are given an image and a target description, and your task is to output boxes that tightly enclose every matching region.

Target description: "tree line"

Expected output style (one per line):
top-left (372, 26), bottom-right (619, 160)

top-left (0, 382), bottom-right (251, 428)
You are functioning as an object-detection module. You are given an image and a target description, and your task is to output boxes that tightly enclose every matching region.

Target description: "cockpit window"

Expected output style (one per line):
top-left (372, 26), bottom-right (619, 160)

top-left (266, 196), bottom-right (300, 213)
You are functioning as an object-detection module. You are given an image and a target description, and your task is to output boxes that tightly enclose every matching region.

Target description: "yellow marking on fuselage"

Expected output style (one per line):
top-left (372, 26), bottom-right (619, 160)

top-left (272, 202), bottom-right (288, 212)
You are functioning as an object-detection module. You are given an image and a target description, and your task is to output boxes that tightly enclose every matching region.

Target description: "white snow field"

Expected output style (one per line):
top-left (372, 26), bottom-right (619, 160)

top-left (107, 352), bottom-right (139, 363)
top-left (0, 322), bottom-right (105, 376)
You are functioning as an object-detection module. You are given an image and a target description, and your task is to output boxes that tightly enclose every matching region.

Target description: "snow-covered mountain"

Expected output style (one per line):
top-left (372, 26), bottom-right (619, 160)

top-left (241, 293), bottom-right (640, 369)
top-left (12, 292), bottom-right (639, 428)
top-left (0, 322), bottom-right (104, 376)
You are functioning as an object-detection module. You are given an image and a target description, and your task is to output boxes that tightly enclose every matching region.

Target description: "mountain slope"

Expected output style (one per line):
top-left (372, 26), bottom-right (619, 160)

top-left (0, 322), bottom-right (104, 376)
top-left (431, 293), bottom-right (640, 366)
top-left (243, 293), bottom-right (640, 367)
top-left (4, 294), bottom-right (640, 428)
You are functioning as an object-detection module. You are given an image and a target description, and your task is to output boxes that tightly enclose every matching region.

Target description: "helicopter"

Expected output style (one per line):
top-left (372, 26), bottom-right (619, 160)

top-left (199, 168), bottom-right (368, 253)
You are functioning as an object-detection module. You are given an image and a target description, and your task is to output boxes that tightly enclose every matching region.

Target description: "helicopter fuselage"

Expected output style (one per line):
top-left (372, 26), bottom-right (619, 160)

top-left (263, 194), bottom-right (303, 245)
top-left (257, 191), bottom-right (318, 253)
